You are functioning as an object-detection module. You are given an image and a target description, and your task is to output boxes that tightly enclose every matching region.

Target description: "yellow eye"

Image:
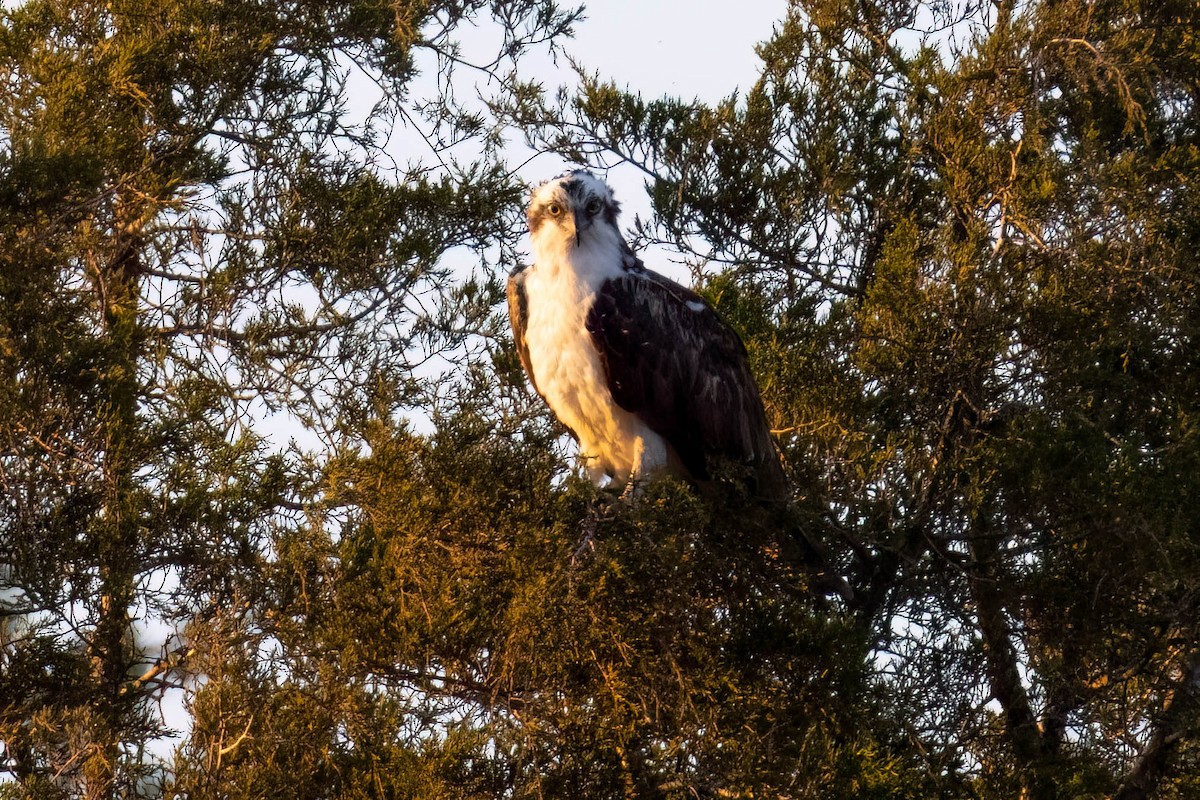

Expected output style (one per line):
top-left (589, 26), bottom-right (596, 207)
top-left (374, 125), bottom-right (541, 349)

top-left (547, 203), bottom-right (563, 216)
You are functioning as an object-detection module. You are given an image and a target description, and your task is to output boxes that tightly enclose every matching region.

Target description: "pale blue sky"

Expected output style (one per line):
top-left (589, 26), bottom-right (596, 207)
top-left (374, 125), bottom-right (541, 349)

top-left (565, 0), bottom-right (786, 99)
top-left (511, 1), bottom-right (788, 228)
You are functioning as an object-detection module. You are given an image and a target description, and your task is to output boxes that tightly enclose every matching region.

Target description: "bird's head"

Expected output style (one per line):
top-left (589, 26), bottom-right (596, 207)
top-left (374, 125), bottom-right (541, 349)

top-left (527, 170), bottom-right (621, 253)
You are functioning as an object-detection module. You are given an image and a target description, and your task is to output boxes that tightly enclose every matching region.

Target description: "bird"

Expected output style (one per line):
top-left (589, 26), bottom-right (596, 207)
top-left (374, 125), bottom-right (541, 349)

top-left (507, 169), bottom-right (787, 502)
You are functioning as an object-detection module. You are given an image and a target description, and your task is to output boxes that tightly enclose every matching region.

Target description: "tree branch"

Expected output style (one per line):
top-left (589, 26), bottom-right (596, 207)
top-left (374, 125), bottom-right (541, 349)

top-left (1115, 652), bottom-right (1200, 800)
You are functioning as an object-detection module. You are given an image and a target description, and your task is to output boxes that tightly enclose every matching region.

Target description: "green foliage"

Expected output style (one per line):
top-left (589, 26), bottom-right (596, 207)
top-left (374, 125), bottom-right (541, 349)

top-left (7, 0), bottom-right (1200, 797)
top-left (505, 0), bottom-right (1200, 796)
top-left (0, 0), bottom-right (579, 796)
top-left (258, 404), bottom-right (915, 798)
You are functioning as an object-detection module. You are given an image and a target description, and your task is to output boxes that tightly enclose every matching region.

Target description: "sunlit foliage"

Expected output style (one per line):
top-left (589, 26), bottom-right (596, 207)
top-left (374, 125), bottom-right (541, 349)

top-left (4, 0), bottom-right (1199, 798)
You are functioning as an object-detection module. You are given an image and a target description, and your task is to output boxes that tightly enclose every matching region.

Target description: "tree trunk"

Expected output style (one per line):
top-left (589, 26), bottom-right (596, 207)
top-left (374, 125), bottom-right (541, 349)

top-left (83, 200), bottom-right (145, 800)
top-left (968, 521), bottom-right (1058, 800)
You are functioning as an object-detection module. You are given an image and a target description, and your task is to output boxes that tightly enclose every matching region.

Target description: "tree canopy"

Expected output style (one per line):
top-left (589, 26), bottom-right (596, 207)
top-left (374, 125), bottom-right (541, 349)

top-left (3, 0), bottom-right (1199, 798)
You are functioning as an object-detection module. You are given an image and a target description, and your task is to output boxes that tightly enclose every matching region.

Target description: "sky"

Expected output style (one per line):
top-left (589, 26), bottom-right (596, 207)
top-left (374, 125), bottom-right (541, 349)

top-left (556, 1), bottom-right (785, 100)
top-left (505, 0), bottom-right (788, 237)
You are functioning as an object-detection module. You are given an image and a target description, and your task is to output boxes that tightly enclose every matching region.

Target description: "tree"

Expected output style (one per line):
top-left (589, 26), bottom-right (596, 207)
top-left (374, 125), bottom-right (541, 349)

top-left (0, 0), bottom-right (578, 796)
top-left (8, 0), bottom-right (1199, 797)
top-left (508, 0), bottom-right (1200, 796)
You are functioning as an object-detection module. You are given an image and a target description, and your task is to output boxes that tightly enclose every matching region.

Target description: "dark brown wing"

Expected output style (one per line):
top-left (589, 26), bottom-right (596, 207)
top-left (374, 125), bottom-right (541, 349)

top-left (585, 270), bottom-right (786, 501)
top-left (506, 266), bottom-right (539, 396)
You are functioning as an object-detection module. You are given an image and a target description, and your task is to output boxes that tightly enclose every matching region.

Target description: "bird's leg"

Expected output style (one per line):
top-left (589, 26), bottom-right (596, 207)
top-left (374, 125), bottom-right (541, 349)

top-left (618, 474), bottom-right (644, 500)
top-left (620, 433), bottom-right (663, 500)
top-left (579, 452), bottom-right (608, 488)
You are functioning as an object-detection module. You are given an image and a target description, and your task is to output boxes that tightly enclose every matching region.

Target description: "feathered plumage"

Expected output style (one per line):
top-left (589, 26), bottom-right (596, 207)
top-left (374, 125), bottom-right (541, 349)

top-left (508, 170), bottom-right (785, 501)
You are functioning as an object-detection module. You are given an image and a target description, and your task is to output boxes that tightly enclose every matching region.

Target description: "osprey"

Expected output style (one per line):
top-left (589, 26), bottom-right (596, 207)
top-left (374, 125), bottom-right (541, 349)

top-left (507, 170), bottom-right (786, 501)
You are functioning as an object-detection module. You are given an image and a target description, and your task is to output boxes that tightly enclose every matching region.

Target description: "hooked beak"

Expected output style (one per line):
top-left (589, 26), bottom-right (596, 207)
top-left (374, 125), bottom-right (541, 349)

top-left (572, 209), bottom-right (593, 247)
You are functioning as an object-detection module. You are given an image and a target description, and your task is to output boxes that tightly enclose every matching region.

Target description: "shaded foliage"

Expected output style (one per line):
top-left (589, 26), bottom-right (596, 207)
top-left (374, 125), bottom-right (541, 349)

top-left (5, 0), bottom-right (1200, 797)
top-left (504, 0), bottom-right (1200, 796)
top-left (238, 409), bottom-right (918, 798)
top-left (0, 0), bottom-right (580, 796)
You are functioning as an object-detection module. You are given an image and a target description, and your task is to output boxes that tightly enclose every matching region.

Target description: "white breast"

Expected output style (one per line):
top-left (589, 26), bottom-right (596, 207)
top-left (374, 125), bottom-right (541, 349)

top-left (523, 241), bottom-right (667, 485)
